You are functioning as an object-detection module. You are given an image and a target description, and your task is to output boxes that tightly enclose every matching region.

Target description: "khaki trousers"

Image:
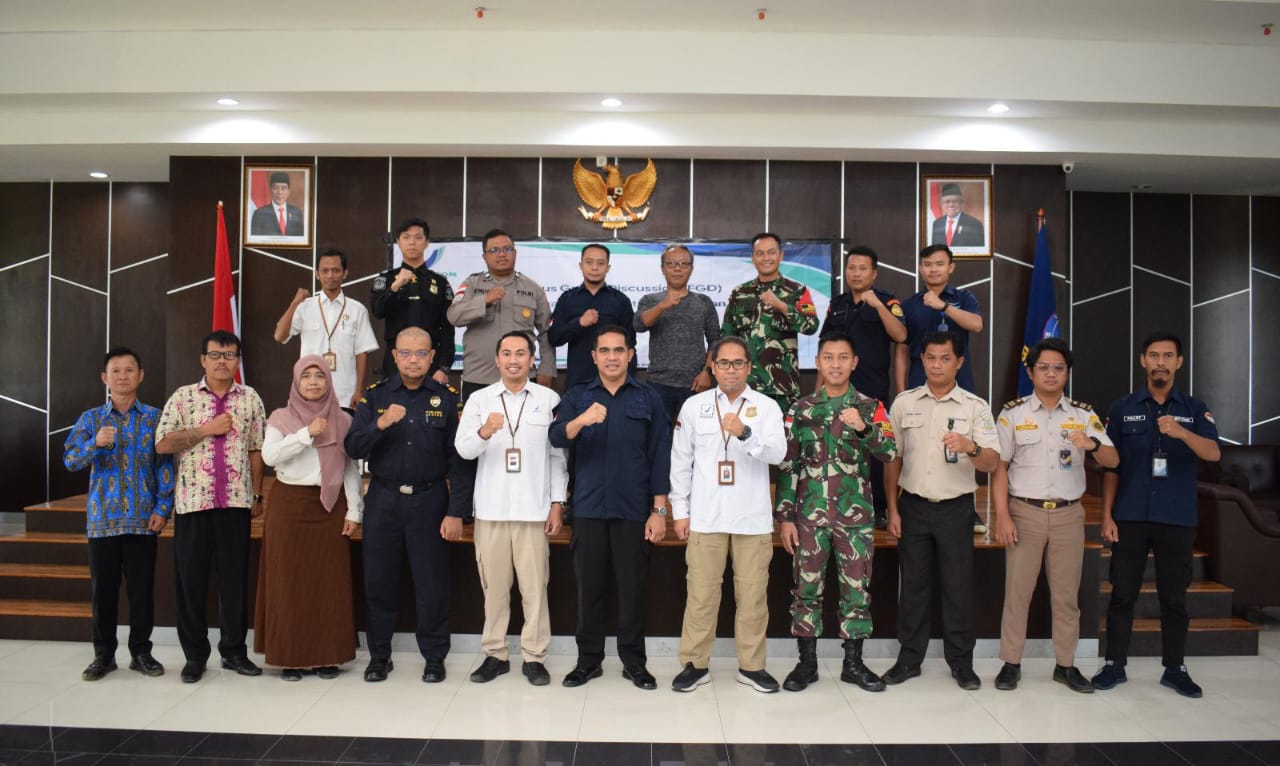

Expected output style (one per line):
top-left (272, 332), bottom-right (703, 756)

top-left (678, 531), bottom-right (773, 671)
top-left (473, 519), bottom-right (551, 662)
top-left (998, 498), bottom-right (1085, 666)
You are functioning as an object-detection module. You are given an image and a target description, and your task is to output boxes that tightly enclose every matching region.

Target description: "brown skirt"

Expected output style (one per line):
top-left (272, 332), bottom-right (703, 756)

top-left (253, 481), bottom-right (357, 668)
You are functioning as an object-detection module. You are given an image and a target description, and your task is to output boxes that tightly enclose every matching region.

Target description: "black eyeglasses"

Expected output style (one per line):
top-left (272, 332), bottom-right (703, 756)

top-left (484, 246), bottom-right (516, 255)
top-left (202, 351), bottom-right (240, 361)
top-left (713, 359), bottom-right (749, 370)
top-left (662, 260), bottom-right (692, 269)
top-left (394, 349), bottom-right (432, 359)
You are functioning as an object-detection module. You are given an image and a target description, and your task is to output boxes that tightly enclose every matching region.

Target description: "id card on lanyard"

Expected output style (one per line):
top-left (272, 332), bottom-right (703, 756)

top-left (1145, 401), bottom-right (1168, 479)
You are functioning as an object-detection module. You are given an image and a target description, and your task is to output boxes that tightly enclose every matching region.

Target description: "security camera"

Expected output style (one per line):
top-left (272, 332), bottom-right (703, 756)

top-left (1061, 162), bottom-right (1075, 175)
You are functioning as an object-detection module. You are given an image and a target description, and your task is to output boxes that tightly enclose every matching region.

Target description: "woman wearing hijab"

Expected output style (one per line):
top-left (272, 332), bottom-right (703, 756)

top-left (255, 355), bottom-right (362, 680)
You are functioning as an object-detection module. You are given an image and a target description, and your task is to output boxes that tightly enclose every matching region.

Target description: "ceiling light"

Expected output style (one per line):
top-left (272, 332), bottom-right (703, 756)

top-left (88, 171), bottom-right (109, 179)
top-left (600, 97), bottom-right (623, 108)
top-left (217, 97), bottom-right (240, 106)
top-left (987, 103), bottom-right (1010, 114)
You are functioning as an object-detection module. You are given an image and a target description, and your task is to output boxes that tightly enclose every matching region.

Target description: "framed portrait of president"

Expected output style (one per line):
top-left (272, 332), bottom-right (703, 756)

top-left (243, 164), bottom-right (313, 249)
top-left (919, 175), bottom-right (993, 258)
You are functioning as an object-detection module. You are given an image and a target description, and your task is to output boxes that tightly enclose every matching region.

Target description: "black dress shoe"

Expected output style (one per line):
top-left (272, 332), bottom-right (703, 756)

top-left (221, 655), bottom-right (262, 676)
top-left (562, 664), bottom-right (602, 687)
top-left (316, 666), bottom-right (340, 680)
top-left (1053, 664), bottom-right (1094, 694)
top-left (180, 661), bottom-right (205, 684)
top-left (622, 664), bottom-right (657, 690)
top-left (82, 656), bottom-right (117, 681)
top-left (951, 665), bottom-right (981, 690)
top-left (522, 661), bottom-right (551, 686)
top-left (129, 653), bottom-right (164, 677)
top-left (995, 662), bottom-right (1020, 690)
top-left (364, 658), bottom-right (394, 682)
top-left (282, 668), bottom-right (304, 682)
top-left (469, 656), bottom-right (510, 683)
top-left (422, 658), bottom-right (447, 683)
top-left (881, 662), bottom-right (921, 685)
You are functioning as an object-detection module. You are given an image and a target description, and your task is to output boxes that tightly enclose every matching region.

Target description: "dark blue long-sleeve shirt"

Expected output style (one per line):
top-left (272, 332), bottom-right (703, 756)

top-left (549, 283), bottom-right (637, 386)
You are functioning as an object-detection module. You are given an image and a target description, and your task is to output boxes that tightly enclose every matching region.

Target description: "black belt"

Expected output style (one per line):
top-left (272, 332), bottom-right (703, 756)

top-left (902, 490), bottom-right (972, 505)
top-left (372, 477), bottom-right (439, 496)
top-left (1012, 496), bottom-right (1079, 510)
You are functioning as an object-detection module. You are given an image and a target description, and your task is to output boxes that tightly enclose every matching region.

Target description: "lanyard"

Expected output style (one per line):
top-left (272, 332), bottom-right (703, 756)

top-left (714, 394), bottom-right (748, 461)
top-left (1144, 400), bottom-right (1167, 454)
top-left (499, 389), bottom-right (530, 446)
top-left (316, 295), bottom-right (346, 352)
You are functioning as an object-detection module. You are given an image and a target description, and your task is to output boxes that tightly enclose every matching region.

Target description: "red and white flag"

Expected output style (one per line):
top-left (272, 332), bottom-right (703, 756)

top-left (212, 201), bottom-right (244, 384)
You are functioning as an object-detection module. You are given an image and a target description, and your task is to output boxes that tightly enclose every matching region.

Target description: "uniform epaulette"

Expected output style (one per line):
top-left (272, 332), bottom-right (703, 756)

top-left (445, 383), bottom-right (459, 395)
top-left (366, 379), bottom-right (386, 390)
top-left (1070, 399), bottom-right (1093, 412)
top-left (1002, 397), bottom-right (1025, 411)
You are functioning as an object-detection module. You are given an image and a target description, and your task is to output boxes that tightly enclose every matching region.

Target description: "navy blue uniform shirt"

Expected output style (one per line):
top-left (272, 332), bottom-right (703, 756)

top-left (550, 375), bottom-right (671, 521)
top-left (369, 263), bottom-right (454, 376)
top-left (902, 284), bottom-right (981, 393)
top-left (820, 286), bottom-right (905, 403)
top-left (1106, 386), bottom-right (1218, 528)
top-left (344, 374), bottom-right (474, 517)
top-left (549, 284), bottom-right (637, 386)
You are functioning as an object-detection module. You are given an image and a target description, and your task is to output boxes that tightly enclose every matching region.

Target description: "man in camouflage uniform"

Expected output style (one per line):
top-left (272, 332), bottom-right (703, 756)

top-left (775, 332), bottom-right (897, 693)
top-left (721, 232), bottom-right (820, 414)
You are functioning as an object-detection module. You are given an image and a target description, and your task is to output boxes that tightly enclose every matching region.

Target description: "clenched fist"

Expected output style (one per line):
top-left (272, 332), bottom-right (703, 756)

top-left (838, 407), bottom-right (866, 431)
top-left (308, 417), bottom-right (328, 437)
top-left (391, 268), bottom-right (415, 292)
top-left (578, 402), bottom-right (608, 427)
top-left (480, 412), bottom-right (505, 439)
top-left (579, 309), bottom-right (599, 327)
top-left (484, 285), bottom-right (506, 305)
top-left (202, 413), bottom-right (233, 437)
top-left (720, 412), bottom-right (746, 437)
top-left (95, 426), bottom-right (117, 448)
top-left (922, 291), bottom-right (946, 311)
top-left (377, 404), bottom-right (407, 431)
top-left (760, 290), bottom-right (788, 313)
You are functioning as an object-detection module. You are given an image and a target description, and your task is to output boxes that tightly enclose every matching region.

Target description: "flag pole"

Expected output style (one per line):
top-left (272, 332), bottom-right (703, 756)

top-left (1036, 207), bottom-right (1045, 233)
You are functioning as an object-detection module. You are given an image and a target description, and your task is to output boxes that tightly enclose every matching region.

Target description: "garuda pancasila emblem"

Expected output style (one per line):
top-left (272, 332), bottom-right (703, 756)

top-left (572, 158), bottom-right (657, 230)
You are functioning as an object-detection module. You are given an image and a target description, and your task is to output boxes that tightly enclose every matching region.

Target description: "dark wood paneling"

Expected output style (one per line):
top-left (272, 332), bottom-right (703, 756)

top-left (617, 157), bottom-right (691, 241)
top-left (165, 283), bottom-right (213, 393)
top-left (1071, 192), bottom-right (1130, 300)
top-left (464, 157), bottom-right (539, 239)
top-left (0, 402), bottom-right (47, 514)
top-left (0, 258), bottom-right (49, 407)
top-left (110, 257), bottom-right (169, 409)
top-left (876, 269), bottom-right (916, 308)
top-left (1192, 293), bottom-right (1248, 442)
top-left (51, 183), bottom-right (109, 291)
top-left (110, 183), bottom-right (169, 270)
top-left (168, 157), bottom-right (241, 289)
top-left (1133, 193), bottom-right (1190, 283)
top-left (1132, 269), bottom-right (1190, 394)
top-left (1192, 194), bottom-right (1250, 304)
top-left (950, 259), bottom-right (991, 400)
top-left (691, 160), bottom-right (766, 239)
top-left (0, 182), bottom-right (51, 268)
top-left (768, 160), bottom-right (841, 240)
top-left (240, 251), bottom-right (314, 411)
top-left (1252, 419), bottom-right (1280, 445)
top-left (844, 162), bottom-right (916, 273)
top-left (390, 157), bottom-right (463, 241)
top-left (1252, 269), bottom-right (1280, 428)
top-left (993, 165), bottom-right (1067, 272)
top-left (48, 281), bottom-right (107, 430)
top-left (1070, 290), bottom-right (1133, 415)
top-left (48, 433), bottom-right (89, 505)
top-left (540, 157), bottom-right (621, 240)
top-left (992, 258), bottom-right (1031, 405)
top-left (1254, 196), bottom-right (1280, 276)
top-left (316, 157), bottom-right (389, 281)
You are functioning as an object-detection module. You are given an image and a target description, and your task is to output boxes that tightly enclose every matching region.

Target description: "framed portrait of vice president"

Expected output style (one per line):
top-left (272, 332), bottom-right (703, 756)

top-left (919, 175), bottom-right (993, 258)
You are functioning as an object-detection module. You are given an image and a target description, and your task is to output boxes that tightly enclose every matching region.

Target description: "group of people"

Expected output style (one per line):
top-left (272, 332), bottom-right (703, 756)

top-left (63, 221), bottom-right (1219, 702)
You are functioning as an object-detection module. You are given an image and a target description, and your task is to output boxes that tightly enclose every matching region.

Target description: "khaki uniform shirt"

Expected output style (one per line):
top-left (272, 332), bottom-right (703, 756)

top-left (889, 384), bottom-right (1000, 501)
top-left (446, 271), bottom-right (555, 384)
top-left (996, 394), bottom-right (1112, 502)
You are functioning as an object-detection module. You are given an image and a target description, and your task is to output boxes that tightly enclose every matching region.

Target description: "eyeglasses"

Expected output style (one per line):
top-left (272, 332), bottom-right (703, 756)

top-left (662, 261), bottom-right (692, 269)
top-left (713, 359), bottom-right (749, 371)
top-left (1033, 363), bottom-right (1068, 374)
top-left (395, 349), bottom-right (432, 359)
top-left (484, 246), bottom-right (516, 255)
top-left (202, 351), bottom-right (240, 361)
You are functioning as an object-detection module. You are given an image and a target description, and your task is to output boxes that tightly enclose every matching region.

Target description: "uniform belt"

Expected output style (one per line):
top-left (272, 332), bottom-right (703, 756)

top-left (902, 490), bottom-right (970, 505)
top-left (1012, 496), bottom-right (1079, 510)
top-left (372, 477), bottom-right (439, 496)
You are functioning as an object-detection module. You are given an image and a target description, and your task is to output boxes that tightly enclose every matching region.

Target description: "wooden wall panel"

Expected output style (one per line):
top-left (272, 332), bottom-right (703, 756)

top-left (240, 252), bottom-right (314, 410)
top-left (1192, 194), bottom-right (1250, 304)
top-left (1, 403), bottom-right (47, 513)
top-left (768, 160), bottom-right (841, 240)
top-left (0, 259), bottom-right (49, 406)
top-left (992, 258), bottom-right (1031, 404)
top-left (1193, 294), bottom-right (1249, 442)
top-left (1132, 268), bottom-right (1190, 393)
top-left (51, 183), bottom-right (109, 292)
top-left (168, 157), bottom-right (241, 290)
top-left (48, 282), bottom-right (107, 430)
top-left (1254, 196), bottom-right (1280, 276)
top-left (316, 157), bottom-right (389, 281)
top-left (110, 183), bottom-right (169, 270)
top-left (1071, 192), bottom-right (1130, 301)
top-left (617, 157), bottom-right (691, 241)
top-left (1251, 269), bottom-right (1280, 434)
top-left (951, 258), bottom-right (991, 399)
top-left (691, 160), bottom-right (766, 239)
top-left (110, 257), bottom-right (169, 409)
top-left (464, 157), bottom-right (539, 239)
top-left (165, 283), bottom-right (213, 392)
top-left (844, 161), bottom-right (916, 274)
top-left (1133, 194), bottom-right (1190, 282)
top-left (390, 157), bottom-right (463, 241)
top-left (1070, 291), bottom-right (1132, 414)
top-left (0, 182), bottom-right (51, 268)
top-left (993, 164), bottom-right (1068, 272)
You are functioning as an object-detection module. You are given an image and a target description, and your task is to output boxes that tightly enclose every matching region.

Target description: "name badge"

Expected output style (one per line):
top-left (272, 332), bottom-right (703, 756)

top-left (506, 448), bottom-right (522, 473)
top-left (322, 351), bottom-right (337, 371)
top-left (1152, 451), bottom-right (1168, 478)
top-left (718, 460), bottom-right (735, 486)
top-left (1059, 448), bottom-right (1073, 469)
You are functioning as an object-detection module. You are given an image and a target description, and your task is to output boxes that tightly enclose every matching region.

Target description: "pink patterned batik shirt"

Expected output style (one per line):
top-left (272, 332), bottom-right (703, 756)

top-left (156, 378), bottom-right (266, 514)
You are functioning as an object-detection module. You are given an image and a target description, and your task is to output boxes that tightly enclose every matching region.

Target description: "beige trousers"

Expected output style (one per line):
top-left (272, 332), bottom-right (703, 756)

top-left (678, 531), bottom-right (773, 671)
top-left (998, 498), bottom-right (1085, 666)
top-left (473, 519), bottom-right (551, 662)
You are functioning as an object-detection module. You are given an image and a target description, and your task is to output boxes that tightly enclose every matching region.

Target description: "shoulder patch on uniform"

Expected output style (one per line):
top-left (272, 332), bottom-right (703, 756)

top-left (445, 384), bottom-right (459, 395)
top-left (890, 303), bottom-right (904, 317)
top-left (372, 275), bottom-right (387, 292)
top-left (1002, 398), bottom-right (1025, 411)
top-left (366, 380), bottom-right (384, 390)
top-left (1070, 399), bottom-right (1094, 412)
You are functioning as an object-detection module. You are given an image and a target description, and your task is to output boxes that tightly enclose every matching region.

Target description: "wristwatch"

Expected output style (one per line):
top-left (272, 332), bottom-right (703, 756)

top-left (1086, 436), bottom-right (1102, 454)
top-left (652, 506), bottom-right (668, 517)
top-left (966, 444), bottom-right (982, 458)
top-left (253, 493), bottom-right (264, 503)
top-left (736, 425), bottom-right (753, 442)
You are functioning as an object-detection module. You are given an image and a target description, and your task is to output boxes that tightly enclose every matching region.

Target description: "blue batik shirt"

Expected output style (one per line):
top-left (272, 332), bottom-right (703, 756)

top-left (63, 400), bottom-right (175, 538)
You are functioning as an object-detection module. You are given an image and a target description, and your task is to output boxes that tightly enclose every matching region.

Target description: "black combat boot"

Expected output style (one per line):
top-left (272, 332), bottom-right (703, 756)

top-left (840, 638), bottom-right (886, 692)
top-left (783, 637), bottom-right (819, 692)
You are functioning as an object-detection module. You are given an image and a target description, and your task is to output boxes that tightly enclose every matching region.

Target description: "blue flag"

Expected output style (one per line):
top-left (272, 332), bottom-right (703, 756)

top-left (1018, 220), bottom-right (1060, 396)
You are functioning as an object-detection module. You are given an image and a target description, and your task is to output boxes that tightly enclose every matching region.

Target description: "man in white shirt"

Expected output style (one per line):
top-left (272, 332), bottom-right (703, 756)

top-left (455, 330), bottom-right (568, 686)
top-left (669, 336), bottom-right (787, 694)
top-left (273, 249), bottom-right (380, 409)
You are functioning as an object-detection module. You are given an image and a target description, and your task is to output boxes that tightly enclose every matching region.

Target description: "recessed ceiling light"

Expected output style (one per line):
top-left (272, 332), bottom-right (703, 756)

top-left (600, 97), bottom-right (623, 108)
top-left (217, 97), bottom-right (240, 106)
top-left (987, 103), bottom-right (1010, 114)
top-left (88, 171), bottom-right (109, 179)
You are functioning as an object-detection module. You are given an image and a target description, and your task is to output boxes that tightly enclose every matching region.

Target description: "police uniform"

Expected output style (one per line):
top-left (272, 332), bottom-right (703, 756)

top-left (995, 395), bottom-right (1112, 667)
top-left (720, 277), bottom-right (820, 414)
top-left (343, 375), bottom-right (474, 664)
top-left (446, 271), bottom-right (555, 396)
top-left (888, 384), bottom-right (1000, 670)
top-left (369, 263), bottom-right (454, 378)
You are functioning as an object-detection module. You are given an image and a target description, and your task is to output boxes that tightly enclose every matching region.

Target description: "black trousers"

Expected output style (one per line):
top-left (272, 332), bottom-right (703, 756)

top-left (173, 508), bottom-right (251, 664)
top-left (362, 482), bottom-right (451, 661)
top-left (896, 492), bottom-right (976, 668)
top-left (88, 533), bottom-right (157, 658)
top-left (1105, 520), bottom-right (1195, 668)
top-left (572, 517), bottom-right (652, 669)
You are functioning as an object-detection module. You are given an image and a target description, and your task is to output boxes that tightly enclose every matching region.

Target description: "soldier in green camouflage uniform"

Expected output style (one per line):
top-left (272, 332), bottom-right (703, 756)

top-left (720, 233), bottom-right (820, 414)
top-left (775, 332), bottom-right (897, 693)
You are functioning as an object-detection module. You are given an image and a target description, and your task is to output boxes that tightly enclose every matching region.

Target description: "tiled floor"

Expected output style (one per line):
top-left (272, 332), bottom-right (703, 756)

top-left (0, 621), bottom-right (1277, 765)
